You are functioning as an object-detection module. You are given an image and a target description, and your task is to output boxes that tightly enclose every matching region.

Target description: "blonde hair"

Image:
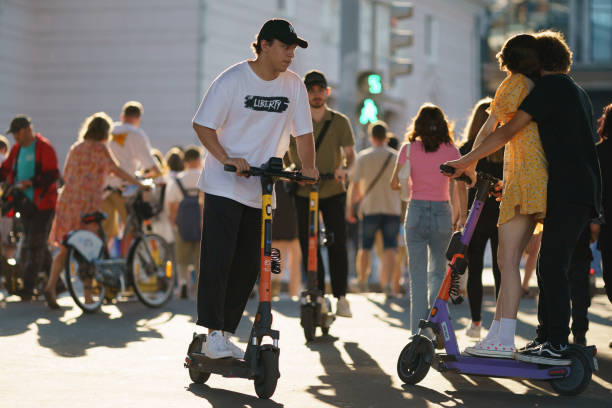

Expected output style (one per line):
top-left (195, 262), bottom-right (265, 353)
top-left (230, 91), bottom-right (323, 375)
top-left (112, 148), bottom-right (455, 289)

top-left (78, 112), bottom-right (113, 142)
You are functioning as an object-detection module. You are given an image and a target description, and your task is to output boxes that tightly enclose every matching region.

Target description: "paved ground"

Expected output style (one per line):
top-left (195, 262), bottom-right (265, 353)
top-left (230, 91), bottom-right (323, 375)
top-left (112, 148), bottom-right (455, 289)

top-left (0, 289), bottom-right (610, 408)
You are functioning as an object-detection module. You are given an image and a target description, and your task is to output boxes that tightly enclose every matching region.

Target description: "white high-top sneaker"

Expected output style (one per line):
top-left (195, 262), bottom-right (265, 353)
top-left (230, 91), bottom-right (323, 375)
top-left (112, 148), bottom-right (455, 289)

top-left (202, 330), bottom-right (232, 359)
top-left (223, 332), bottom-right (245, 359)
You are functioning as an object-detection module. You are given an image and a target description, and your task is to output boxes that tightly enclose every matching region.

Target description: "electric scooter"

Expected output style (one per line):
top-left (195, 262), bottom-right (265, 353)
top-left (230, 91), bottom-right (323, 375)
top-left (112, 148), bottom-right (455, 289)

top-left (396, 165), bottom-right (598, 396)
top-left (184, 157), bottom-right (315, 399)
top-left (300, 173), bottom-right (336, 341)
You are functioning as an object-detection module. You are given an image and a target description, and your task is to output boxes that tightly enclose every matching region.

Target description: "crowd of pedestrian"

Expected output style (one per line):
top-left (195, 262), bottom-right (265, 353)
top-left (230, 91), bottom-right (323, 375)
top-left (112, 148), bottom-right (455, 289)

top-left (1, 19), bottom-right (611, 361)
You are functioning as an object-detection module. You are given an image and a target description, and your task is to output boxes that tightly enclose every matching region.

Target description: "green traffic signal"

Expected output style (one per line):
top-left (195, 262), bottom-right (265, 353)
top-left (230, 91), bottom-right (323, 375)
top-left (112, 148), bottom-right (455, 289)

top-left (359, 98), bottom-right (379, 125)
top-left (367, 74), bottom-right (382, 94)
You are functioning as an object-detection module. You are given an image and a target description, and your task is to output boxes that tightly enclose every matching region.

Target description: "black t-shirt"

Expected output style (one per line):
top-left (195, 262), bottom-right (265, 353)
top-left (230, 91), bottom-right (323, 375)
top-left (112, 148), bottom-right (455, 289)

top-left (519, 74), bottom-right (601, 215)
top-left (459, 140), bottom-right (504, 210)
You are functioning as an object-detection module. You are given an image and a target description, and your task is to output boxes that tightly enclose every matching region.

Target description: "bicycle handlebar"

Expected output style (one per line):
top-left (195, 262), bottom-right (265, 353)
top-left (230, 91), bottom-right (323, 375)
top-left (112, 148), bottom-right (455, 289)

top-left (224, 164), bottom-right (316, 182)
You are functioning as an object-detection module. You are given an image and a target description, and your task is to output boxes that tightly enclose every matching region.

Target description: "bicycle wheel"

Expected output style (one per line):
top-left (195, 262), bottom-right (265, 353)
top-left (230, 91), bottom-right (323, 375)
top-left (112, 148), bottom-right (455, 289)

top-left (65, 247), bottom-right (105, 313)
top-left (129, 233), bottom-right (175, 307)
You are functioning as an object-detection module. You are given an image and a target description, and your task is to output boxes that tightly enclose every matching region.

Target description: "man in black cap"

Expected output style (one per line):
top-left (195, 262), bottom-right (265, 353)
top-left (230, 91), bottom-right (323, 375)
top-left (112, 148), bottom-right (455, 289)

top-left (287, 70), bottom-right (356, 318)
top-left (1, 115), bottom-right (59, 301)
top-left (191, 19), bottom-right (317, 359)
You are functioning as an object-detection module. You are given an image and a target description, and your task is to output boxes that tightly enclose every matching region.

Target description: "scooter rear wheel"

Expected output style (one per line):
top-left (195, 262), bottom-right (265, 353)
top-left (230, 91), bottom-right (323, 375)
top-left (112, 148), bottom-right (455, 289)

top-left (549, 348), bottom-right (592, 396)
top-left (187, 334), bottom-right (211, 384)
top-left (300, 304), bottom-right (316, 341)
top-left (254, 348), bottom-right (280, 399)
top-left (397, 335), bottom-right (434, 385)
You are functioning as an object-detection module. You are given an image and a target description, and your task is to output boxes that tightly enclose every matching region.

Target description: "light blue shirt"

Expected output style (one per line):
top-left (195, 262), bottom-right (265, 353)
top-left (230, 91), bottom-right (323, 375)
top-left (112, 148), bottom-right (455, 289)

top-left (16, 140), bottom-right (36, 201)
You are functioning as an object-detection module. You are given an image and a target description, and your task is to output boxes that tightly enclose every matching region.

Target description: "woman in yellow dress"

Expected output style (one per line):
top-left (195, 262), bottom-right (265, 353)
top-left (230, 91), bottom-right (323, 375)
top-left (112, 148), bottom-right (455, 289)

top-left (445, 34), bottom-right (547, 357)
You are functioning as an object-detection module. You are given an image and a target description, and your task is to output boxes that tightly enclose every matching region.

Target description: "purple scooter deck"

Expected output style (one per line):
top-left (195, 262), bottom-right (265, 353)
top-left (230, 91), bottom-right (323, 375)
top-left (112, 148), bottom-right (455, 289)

top-left (428, 289), bottom-right (572, 380)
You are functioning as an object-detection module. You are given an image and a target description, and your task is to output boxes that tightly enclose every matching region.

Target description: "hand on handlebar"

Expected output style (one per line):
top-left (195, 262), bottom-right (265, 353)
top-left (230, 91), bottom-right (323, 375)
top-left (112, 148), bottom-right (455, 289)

top-left (224, 157), bottom-right (250, 178)
top-left (299, 167), bottom-right (319, 184)
top-left (442, 159), bottom-right (477, 187)
top-left (334, 168), bottom-right (349, 183)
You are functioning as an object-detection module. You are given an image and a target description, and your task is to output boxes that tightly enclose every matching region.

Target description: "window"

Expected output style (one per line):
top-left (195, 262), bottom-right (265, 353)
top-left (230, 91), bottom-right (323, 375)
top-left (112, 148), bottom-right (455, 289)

top-left (424, 14), bottom-right (438, 62)
top-left (591, 0), bottom-right (612, 61)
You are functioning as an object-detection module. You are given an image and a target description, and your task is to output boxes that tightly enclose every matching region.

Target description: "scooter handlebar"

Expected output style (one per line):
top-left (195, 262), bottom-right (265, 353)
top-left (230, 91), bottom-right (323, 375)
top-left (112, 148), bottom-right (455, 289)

top-left (224, 163), bottom-right (316, 182)
top-left (439, 164), bottom-right (474, 184)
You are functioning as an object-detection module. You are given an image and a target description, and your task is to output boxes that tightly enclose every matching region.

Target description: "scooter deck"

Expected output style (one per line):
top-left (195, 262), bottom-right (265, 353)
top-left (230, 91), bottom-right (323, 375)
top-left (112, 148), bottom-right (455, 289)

top-left (188, 352), bottom-right (252, 379)
top-left (435, 353), bottom-right (571, 380)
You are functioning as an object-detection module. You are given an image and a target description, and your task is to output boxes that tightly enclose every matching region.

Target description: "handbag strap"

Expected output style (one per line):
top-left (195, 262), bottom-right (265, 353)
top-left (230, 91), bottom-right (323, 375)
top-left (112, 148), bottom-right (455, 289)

top-left (361, 152), bottom-right (393, 199)
top-left (315, 112), bottom-right (334, 151)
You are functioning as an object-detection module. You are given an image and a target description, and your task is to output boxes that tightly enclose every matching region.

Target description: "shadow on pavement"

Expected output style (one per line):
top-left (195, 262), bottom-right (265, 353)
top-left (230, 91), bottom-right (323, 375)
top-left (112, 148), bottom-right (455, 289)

top-left (306, 337), bottom-right (415, 407)
top-left (187, 383), bottom-right (284, 407)
top-left (0, 296), bottom-right (198, 357)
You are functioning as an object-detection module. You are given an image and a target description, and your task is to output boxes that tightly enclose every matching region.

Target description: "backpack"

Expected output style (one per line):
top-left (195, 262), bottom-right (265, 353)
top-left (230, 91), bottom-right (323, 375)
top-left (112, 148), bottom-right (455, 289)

top-left (175, 178), bottom-right (202, 242)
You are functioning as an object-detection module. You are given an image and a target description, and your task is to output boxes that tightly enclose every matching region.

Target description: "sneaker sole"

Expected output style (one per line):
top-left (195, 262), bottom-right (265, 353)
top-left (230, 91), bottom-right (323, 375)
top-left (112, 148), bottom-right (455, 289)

top-left (203, 344), bottom-right (233, 359)
top-left (467, 348), bottom-right (514, 358)
top-left (513, 352), bottom-right (572, 366)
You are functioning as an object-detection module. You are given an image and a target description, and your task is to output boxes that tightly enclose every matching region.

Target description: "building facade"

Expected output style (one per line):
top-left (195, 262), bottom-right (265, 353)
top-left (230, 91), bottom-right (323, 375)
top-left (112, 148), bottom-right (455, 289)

top-left (0, 0), bottom-right (485, 163)
top-left (482, 0), bottom-right (612, 120)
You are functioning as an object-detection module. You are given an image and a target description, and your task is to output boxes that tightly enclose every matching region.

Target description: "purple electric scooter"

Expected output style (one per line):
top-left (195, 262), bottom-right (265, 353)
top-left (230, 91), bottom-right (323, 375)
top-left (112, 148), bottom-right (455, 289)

top-left (396, 165), bottom-right (598, 396)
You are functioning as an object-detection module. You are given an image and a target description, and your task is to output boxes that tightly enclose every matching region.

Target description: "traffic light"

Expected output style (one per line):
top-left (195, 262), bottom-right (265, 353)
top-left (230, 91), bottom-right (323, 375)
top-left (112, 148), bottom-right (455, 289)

top-left (357, 71), bottom-right (383, 95)
top-left (359, 98), bottom-right (379, 125)
top-left (389, 2), bottom-right (413, 81)
top-left (356, 71), bottom-right (382, 125)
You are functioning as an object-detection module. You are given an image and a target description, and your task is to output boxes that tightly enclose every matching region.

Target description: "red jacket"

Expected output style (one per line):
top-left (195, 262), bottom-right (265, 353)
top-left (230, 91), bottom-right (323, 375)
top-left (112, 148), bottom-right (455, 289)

top-left (0, 133), bottom-right (59, 211)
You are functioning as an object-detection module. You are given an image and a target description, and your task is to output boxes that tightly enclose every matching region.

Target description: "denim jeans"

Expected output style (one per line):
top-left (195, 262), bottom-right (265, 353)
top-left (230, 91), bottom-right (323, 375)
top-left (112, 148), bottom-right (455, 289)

top-left (404, 200), bottom-right (452, 334)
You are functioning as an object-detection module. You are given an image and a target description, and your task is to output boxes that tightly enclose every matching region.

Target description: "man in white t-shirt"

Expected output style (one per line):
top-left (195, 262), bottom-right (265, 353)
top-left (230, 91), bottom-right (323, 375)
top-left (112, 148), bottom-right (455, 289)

top-left (192, 19), bottom-right (318, 359)
top-left (166, 146), bottom-right (203, 299)
top-left (102, 101), bottom-right (160, 240)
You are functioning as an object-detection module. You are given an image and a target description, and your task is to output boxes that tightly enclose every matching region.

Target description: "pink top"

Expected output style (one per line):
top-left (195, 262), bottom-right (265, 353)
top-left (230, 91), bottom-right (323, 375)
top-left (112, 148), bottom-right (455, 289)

top-left (49, 141), bottom-right (116, 244)
top-left (398, 140), bottom-right (460, 202)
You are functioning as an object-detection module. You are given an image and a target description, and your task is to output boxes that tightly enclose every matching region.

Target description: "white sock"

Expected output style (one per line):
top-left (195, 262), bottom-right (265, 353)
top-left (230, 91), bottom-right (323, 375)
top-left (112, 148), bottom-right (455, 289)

top-left (498, 318), bottom-right (517, 346)
top-left (484, 319), bottom-right (500, 342)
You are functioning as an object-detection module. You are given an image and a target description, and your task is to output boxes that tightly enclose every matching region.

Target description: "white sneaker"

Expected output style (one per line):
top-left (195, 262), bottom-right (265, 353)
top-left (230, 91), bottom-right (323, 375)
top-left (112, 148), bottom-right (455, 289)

top-left (466, 322), bottom-right (482, 339)
top-left (202, 331), bottom-right (232, 359)
top-left (336, 296), bottom-right (352, 318)
top-left (223, 332), bottom-right (245, 359)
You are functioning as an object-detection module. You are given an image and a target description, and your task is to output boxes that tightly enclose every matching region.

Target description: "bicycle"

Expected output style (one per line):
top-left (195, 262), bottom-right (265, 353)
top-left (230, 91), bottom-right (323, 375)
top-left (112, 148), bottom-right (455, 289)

top-left (62, 180), bottom-right (175, 313)
top-left (0, 182), bottom-right (52, 299)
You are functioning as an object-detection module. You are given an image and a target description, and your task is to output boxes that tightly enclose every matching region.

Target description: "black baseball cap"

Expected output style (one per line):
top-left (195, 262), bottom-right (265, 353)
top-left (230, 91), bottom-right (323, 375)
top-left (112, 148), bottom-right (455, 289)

top-left (257, 19), bottom-right (308, 49)
top-left (304, 70), bottom-right (327, 89)
top-left (6, 115), bottom-right (32, 134)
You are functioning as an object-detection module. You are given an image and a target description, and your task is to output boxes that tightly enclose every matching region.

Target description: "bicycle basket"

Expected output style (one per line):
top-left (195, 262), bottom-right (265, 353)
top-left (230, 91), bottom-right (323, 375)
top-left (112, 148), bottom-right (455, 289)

top-left (133, 196), bottom-right (155, 220)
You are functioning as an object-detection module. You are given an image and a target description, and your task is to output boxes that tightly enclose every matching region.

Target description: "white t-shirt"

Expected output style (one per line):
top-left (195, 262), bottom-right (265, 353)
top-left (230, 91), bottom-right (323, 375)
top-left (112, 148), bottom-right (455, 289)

top-left (166, 168), bottom-right (202, 204)
top-left (106, 122), bottom-right (157, 187)
top-left (192, 60), bottom-right (313, 208)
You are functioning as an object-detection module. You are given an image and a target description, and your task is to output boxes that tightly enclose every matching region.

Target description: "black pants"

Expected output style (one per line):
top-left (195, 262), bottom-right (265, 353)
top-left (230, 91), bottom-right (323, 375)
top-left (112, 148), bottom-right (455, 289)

top-left (466, 204), bottom-right (501, 322)
top-left (295, 193), bottom-right (348, 298)
top-left (535, 202), bottom-right (591, 346)
top-left (196, 194), bottom-right (261, 333)
top-left (568, 251), bottom-right (591, 338)
top-left (19, 209), bottom-right (54, 295)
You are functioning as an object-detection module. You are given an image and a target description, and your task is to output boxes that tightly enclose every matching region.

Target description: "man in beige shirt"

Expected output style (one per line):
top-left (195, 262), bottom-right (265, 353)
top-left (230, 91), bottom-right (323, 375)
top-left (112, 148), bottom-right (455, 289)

top-left (288, 70), bottom-right (355, 317)
top-left (347, 121), bottom-right (401, 297)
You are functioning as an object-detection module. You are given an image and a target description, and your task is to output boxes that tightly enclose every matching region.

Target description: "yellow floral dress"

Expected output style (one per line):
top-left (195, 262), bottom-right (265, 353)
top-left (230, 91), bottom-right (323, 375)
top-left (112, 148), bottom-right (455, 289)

top-left (490, 73), bottom-right (547, 226)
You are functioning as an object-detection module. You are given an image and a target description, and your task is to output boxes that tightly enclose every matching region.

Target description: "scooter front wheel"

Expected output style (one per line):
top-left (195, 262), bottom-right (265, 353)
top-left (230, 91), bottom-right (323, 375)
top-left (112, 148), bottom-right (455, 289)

top-left (397, 335), bottom-right (434, 385)
top-left (549, 348), bottom-right (592, 396)
top-left (254, 348), bottom-right (280, 399)
top-left (187, 334), bottom-right (211, 384)
top-left (300, 304), bottom-right (316, 341)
